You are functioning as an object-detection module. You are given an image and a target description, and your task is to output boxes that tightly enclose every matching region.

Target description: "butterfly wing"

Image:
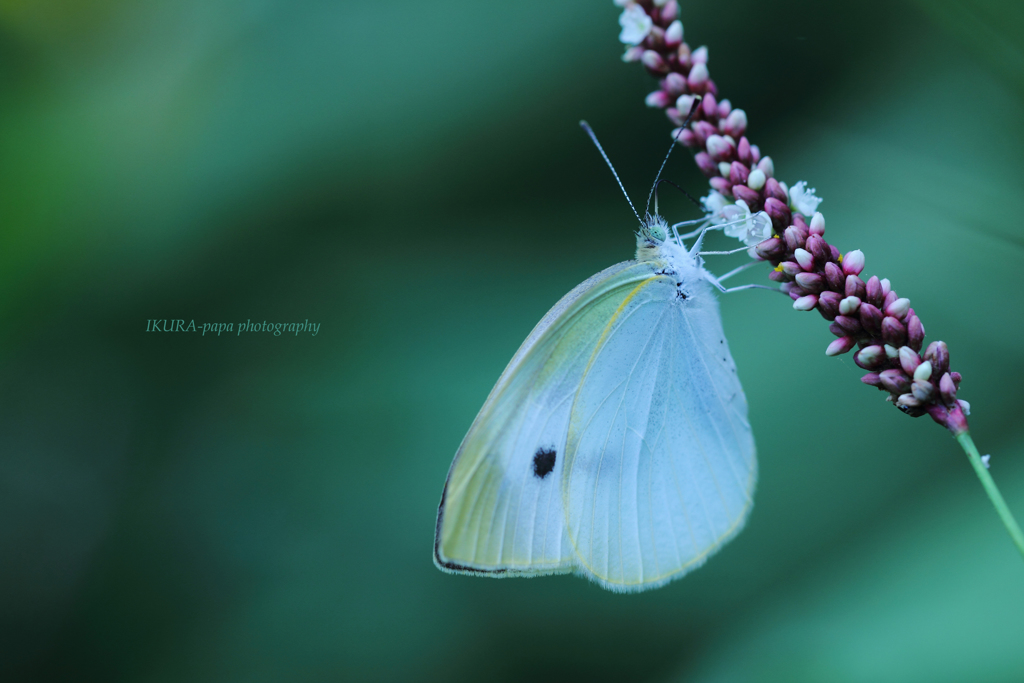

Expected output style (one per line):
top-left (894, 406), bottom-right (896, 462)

top-left (562, 275), bottom-right (756, 592)
top-left (434, 260), bottom-right (662, 576)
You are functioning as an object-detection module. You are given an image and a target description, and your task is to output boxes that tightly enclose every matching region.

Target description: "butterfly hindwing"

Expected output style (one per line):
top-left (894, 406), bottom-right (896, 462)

top-left (562, 274), bottom-right (756, 591)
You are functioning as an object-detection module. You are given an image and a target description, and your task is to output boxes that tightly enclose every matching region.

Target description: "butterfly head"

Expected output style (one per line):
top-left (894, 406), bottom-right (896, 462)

top-left (639, 215), bottom-right (668, 243)
top-left (636, 214), bottom-right (706, 289)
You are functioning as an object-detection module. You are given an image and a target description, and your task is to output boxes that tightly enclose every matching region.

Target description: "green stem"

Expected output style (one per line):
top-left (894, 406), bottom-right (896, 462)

top-left (957, 431), bottom-right (1024, 561)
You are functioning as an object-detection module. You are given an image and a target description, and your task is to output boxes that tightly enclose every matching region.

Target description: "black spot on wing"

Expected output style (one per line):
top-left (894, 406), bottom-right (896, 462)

top-left (533, 448), bottom-right (556, 478)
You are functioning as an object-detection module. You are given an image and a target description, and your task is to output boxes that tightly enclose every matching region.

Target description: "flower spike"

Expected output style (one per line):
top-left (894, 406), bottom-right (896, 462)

top-left (611, 0), bottom-right (1024, 562)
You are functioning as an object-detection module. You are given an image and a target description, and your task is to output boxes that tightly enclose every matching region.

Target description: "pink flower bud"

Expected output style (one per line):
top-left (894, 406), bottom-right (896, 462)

top-left (835, 315), bottom-right (862, 335)
top-left (665, 19), bottom-right (683, 47)
top-left (783, 226), bottom-right (803, 252)
top-left (647, 25), bottom-right (666, 47)
top-left (861, 372), bottom-right (883, 388)
top-left (845, 275), bottom-right (866, 300)
top-left (879, 369), bottom-right (911, 394)
top-left (839, 296), bottom-right (861, 316)
top-left (842, 249), bottom-right (865, 276)
top-left (829, 322), bottom-right (845, 337)
top-left (661, 0), bottom-right (680, 23)
top-left (913, 360), bottom-right (933, 382)
top-left (885, 297), bottom-right (911, 320)
top-left (912, 380), bottom-right (935, 402)
top-left (746, 169), bottom-right (766, 192)
top-left (694, 152), bottom-right (717, 178)
top-left (880, 278), bottom-right (892, 297)
top-left (705, 134), bottom-right (734, 161)
top-left (823, 262), bottom-right (844, 291)
top-left (732, 184), bottom-right (760, 208)
top-left (795, 272), bottom-right (823, 292)
top-left (939, 373), bottom-right (957, 404)
top-left (817, 291), bottom-right (841, 320)
top-left (763, 197), bottom-right (791, 231)
top-left (622, 46), bottom-right (645, 63)
top-left (724, 109), bottom-right (747, 137)
top-left (899, 346), bottom-right (921, 375)
top-left (764, 177), bottom-right (787, 202)
top-left (805, 235), bottom-right (830, 265)
top-left (859, 303), bottom-right (883, 336)
top-left (642, 50), bottom-right (667, 73)
top-left (779, 261), bottom-right (802, 276)
top-left (793, 294), bottom-right (818, 311)
top-left (793, 248), bottom-right (814, 271)
top-left (692, 120), bottom-right (717, 145)
top-left (691, 45), bottom-right (708, 63)
top-left (924, 341), bottom-right (949, 377)
top-left (701, 92), bottom-right (717, 118)
top-left (855, 345), bottom-right (885, 370)
top-left (676, 43), bottom-right (692, 68)
top-left (907, 315), bottom-right (925, 351)
top-left (754, 238), bottom-right (784, 260)
top-left (675, 93), bottom-right (698, 114)
top-left (709, 177), bottom-right (732, 194)
top-left (729, 161), bottom-right (749, 185)
top-left (809, 212), bottom-right (825, 236)
top-left (645, 90), bottom-right (672, 108)
top-left (897, 393), bottom-right (921, 410)
top-left (865, 276), bottom-right (883, 307)
top-left (882, 316), bottom-right (907, 347)
top-left (735, 136), bottom-right (752, 165)
top-left (826, 336), bottom-right (857, 356)
top-left (687, 61), bottom-right (709, 88)
top-left (664, 72), bottom-right (687, 96)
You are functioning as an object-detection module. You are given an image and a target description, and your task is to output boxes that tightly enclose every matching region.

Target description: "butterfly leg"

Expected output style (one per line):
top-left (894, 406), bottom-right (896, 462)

top-left (698, 245), bottom-right (752, 256)
top-left (670, 220), bottom-right (716, 247)
top-left (715, 260), bottom-right (760, 282)
top-left (703, 269), bottom-right (784, 295)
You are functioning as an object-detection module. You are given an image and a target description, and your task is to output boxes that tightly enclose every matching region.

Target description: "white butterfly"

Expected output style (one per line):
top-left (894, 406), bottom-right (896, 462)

top-left (434, 122), bottom-right (764, 593)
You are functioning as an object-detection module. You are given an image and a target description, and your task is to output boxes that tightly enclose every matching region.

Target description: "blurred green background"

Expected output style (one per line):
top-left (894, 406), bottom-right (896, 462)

top-left (2, 1), bottom-right (1023, 681)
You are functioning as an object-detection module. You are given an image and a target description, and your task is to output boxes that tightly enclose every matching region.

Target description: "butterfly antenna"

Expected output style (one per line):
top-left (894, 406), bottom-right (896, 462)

top-left (579, 121), bottom-right (641, 224)
top-left (644, 96), bottom-right (702, 217)
top-left (656, 179), bottom-right (704, 209)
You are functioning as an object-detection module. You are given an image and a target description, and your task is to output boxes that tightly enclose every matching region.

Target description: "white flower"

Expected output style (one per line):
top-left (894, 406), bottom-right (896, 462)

top-left (701, 193), bottom-right (772, 246)
top-left (618, 5), bottom-right (652, 45)
top-left (721, 201), bottom-right (773, 246)
top-left (788, 180), bottom-right (822, 216)
top-left (701, 190), bottom-right (730, 217)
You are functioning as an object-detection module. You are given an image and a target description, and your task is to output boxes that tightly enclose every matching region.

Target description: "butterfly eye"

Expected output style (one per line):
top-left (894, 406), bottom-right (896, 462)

top-left (643, 223), bottom-right (667, 242)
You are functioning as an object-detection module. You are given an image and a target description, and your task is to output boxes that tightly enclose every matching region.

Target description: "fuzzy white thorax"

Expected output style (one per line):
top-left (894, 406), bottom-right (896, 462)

top-left (635, 216), bottom-right (708, 288)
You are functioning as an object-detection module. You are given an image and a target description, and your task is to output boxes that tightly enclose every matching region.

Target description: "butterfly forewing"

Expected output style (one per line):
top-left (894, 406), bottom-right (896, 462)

top-left (562, 276), bottom-right (756, 591)
top-left (435, 261), bottom-right (660, 575)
